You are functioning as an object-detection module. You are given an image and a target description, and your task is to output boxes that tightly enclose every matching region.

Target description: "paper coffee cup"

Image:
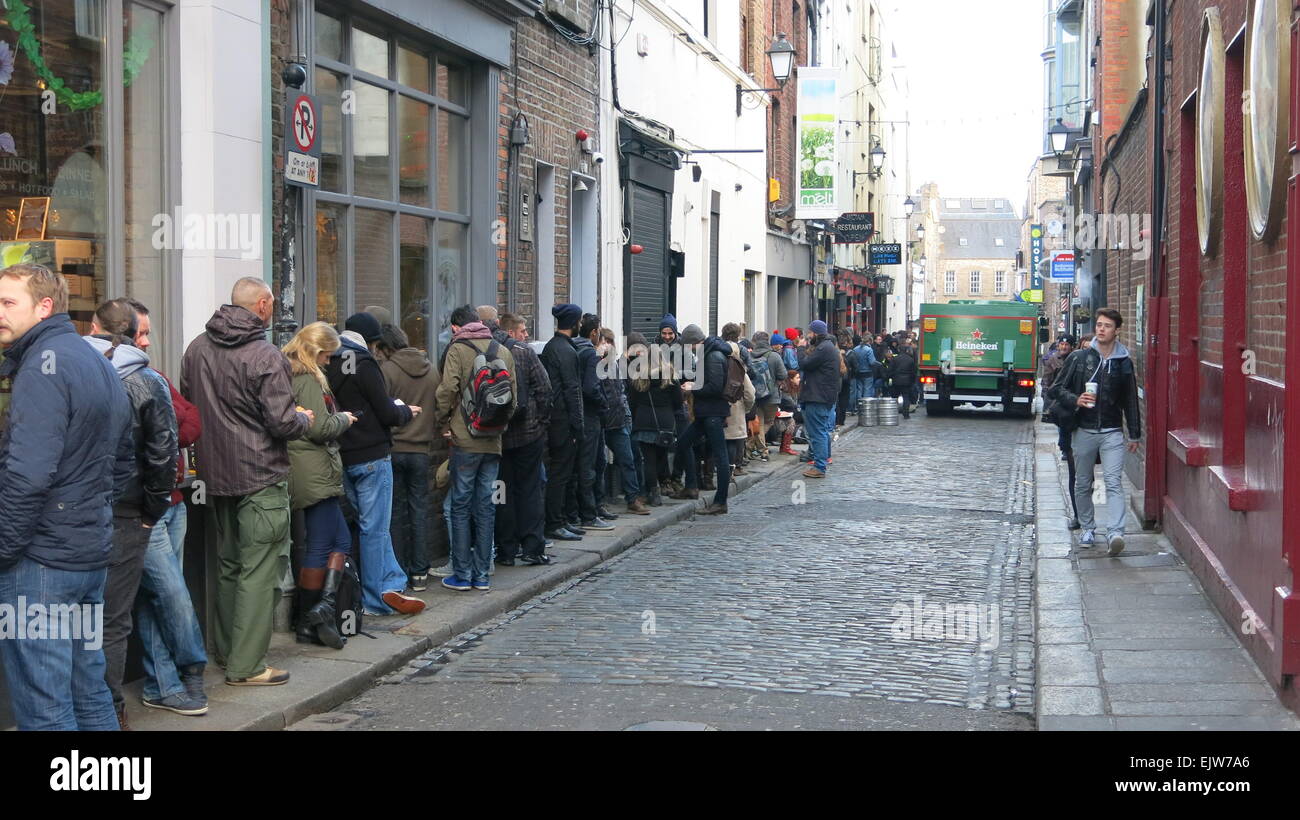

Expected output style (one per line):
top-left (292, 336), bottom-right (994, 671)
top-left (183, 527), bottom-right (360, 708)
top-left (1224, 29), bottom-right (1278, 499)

top-left (1085, 381), bottom-right (1098, 396)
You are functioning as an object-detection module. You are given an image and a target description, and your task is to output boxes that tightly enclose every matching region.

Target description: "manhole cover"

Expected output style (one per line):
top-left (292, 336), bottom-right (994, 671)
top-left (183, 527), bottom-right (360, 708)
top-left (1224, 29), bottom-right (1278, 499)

top-left (623, 721), bottom-right (716, 731)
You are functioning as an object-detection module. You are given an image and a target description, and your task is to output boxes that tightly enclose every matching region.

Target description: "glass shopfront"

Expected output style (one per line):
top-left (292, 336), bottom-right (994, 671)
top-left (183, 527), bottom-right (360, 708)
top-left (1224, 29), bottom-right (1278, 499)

top-left (309, 4), bottom-right (473, 358)
top-left (0, 0), bottom-right (175, 370)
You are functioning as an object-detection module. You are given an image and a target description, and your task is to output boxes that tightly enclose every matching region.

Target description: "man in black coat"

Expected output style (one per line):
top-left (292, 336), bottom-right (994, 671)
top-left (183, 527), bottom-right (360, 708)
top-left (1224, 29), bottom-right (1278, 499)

top-left (566, 313), bottom-right (613, 531)
top-left (541, 303), bottom-right (586, 541)
top-left (798, 320), bottom-right (841, 477)
top-left (886, 345), bottom-right (918, 420)
top-left (670, 335), bottom-right (735, 514)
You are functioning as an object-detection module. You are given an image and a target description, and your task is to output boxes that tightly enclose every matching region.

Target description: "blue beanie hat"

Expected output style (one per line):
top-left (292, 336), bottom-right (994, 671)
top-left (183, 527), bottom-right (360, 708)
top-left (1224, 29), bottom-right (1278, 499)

top-left (770, 333), bottom-right (785, 347)
top-left (809, 319), bottom-right (828, 335)
top-left (551, 303), bottom-right (582, 330)
top-left (659, 313), bottom-right (678, 333)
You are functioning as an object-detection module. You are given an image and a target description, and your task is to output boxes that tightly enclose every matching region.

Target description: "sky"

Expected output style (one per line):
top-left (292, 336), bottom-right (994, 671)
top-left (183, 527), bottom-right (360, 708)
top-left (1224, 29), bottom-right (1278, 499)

top-left (886, 0), bottom-right (1047, 214)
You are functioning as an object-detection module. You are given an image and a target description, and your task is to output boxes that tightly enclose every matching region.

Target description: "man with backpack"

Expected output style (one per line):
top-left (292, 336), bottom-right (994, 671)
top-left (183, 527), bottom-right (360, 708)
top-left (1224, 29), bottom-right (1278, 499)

top-left (434, 305), bottom-right (517, 591)
top-left (670, 334), bottom-right (744, 515)
top-left (749, 332), bottom-right (787, 459)
top-left (847, 334), bottom-right (878, 404)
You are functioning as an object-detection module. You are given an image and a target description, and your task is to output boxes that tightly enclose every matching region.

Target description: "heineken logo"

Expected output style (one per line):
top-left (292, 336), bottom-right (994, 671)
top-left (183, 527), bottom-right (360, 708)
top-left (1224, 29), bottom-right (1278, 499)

top-left (955, 327), bottom-right (997, 353)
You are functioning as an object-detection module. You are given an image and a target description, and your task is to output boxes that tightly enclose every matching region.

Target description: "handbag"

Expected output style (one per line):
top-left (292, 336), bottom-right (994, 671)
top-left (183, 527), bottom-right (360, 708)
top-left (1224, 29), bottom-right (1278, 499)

top-left (647, 391), bottom-right (677, 449)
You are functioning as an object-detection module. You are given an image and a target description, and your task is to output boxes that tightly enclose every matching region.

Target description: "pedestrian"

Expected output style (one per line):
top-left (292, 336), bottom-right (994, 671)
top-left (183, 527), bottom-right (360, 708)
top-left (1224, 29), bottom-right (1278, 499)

top-left (1048, 308), bottom-right (1141, 555)
top-left (750, 331), bottom-right (788, 460)
top-left (571, 313), bottom-right (614, 529)
top-left (723, 339), bottom-right (757, 475)
top-left (541, 303), bottom-right (586, 543)
top-left (1041, 334), bottom-right (1081, 529)
top-left (782, 327), bottom-right (801, 372)
top-left (797, 320), bottom-right (840, 478)
top-left (284, 322), bottom-right (356, 649)
top-left (433, 304), bottom-right (517, 591)
top-left (626, 332), bottom-right (680, 507)
top-left (182, 278), bottom-right (314, 687)
top-left (496, 312), bottom-right (553, 565)
top-left (847, 333), bottom-right (878, 404)
top-left (324, 311), bottom-right (426, 616)
top-left (596, 327), bottom-right (650, 515)
top-left (834, 329), bottom-right (854, 426)
top-left (887, 344), bottom-right (918, 419)
top-left (124, 299), bottom-right (209, 718)
top-left (84, 300), bottom-right (180, 730)
top-left (377, 324), bottom-right (438, 591)
top-left (670, 333), bottom-right (736, 514)
top-left (0, 264), bottom-right (131, 730)
top-left (674, 323), bottom-right (709, 490)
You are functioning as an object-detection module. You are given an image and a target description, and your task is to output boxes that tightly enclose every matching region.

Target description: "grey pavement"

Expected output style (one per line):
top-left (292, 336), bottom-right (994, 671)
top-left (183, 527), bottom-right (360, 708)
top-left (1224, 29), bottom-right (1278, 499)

top-left (123, 418), bottom-right (847, 730)
top-left (319, 406), bottom-right (1039, 731)
top-left (1032, 420), bottom-right (1300, 731)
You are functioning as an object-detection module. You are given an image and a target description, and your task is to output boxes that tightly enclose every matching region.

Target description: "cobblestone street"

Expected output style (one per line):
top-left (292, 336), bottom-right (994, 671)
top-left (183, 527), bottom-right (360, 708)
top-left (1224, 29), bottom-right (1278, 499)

top-left (313, 410), bottom-right (1038, 730)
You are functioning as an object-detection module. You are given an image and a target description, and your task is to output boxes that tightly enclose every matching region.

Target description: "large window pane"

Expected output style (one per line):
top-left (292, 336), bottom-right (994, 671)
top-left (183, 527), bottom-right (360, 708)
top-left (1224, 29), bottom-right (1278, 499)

top-left (352, 25), bottom-right (388, 78)
top-left (436, 59), bottom-right (467, 107)
top-left (399, 215), bottom-right (429, 353)
top-left (0, 0), bottom-right (108, 337)
top-left (354, 208), bottom-right (393, 318)
top-left (435, 220), bottom-right (466, 357)
top-left (437, 110), bottom-right (468, 214)
top-left (124, 2), bottom-right (167, 367)
top-left (398, 97), bottom-right (430, 207)
top-left (315, 68), bottom-right (345, 192)
top-left (354, 82), bottom-right (391, 199)
top-left (397, 45), bottom-right (430, 93)
top-left (315, 11), bottom-right (343, 62)
top-left (315, 202), bottom-right (347, 325)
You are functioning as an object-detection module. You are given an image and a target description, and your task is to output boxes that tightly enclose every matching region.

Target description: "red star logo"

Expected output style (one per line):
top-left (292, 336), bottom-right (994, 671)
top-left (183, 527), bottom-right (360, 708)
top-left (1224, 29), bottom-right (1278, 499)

top-left (970, 329), bottom-right (984, 340)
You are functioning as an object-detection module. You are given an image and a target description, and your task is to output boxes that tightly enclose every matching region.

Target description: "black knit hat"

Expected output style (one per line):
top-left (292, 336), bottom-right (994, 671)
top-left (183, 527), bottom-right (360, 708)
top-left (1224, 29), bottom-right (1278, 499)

top-left (344, 312), bottom-right (382, 343)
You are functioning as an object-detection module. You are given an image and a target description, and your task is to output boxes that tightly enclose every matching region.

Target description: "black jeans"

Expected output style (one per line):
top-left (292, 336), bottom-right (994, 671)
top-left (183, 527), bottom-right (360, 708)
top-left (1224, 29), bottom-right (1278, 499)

top-left (638, 441), bottom-right (668, 496)
top-left (497, 435), bottom-right (546, 559)
top-left (544, 421), bottom-right (578, 532)
top-left (103, 515), bottom-right (151, 709)
top-left (390, 451), bottom-right (431, 576)
top-left (681, 415), bottom-right (731, 506)
top-left (566, 415), bottom-right (602, 523)
top-left (836, 377), bottom-right (851, 425)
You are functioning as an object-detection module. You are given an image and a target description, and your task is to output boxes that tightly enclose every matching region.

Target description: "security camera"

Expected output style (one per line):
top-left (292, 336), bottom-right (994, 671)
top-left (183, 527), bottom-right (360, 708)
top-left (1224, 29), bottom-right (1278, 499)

top-left (592, 152), bottom-right (606, 165)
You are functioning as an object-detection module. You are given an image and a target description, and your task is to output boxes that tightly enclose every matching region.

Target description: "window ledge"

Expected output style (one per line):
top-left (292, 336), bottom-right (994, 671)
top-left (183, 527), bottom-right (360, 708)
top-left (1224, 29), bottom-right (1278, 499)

top-left (1208, 465), bottom-right (1258, 512)
top-left (1167, 428), bottom-right (1208, 466)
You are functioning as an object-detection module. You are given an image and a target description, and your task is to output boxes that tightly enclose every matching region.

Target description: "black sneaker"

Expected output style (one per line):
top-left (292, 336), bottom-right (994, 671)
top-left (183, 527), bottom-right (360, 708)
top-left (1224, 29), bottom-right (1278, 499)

top-left (565, 521), bottom-right (588, 534)
top-left (495, 558), bottom-right (515, 567)
top-left (142, 692), bottom-right (208, 716)
top-left (520, 554), bottom-right (552, 566)
top-left (580, 517), bottom-right (616, 531)
top-left (180, 665), bottom-right (207, 707)
top-left (597, 506), bottom-right (619, 519)
top-left (546, 528), bottom-right (582, 542)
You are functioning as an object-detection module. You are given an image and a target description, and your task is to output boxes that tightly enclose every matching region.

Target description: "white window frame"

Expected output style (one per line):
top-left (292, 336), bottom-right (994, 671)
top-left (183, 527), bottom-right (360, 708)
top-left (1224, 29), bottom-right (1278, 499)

top-left (969, 270), bottom-right (980, 293)
top-left (944, 270), bottom-right (956, 294)
top-left (995, 270), bottom-right (1006, 294)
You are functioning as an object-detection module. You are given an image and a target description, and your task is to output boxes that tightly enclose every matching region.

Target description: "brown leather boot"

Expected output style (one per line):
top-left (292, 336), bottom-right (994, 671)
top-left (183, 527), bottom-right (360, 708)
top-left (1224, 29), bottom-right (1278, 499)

top-left (670, 486), bottom-right (699, 500)
top-left (115, 703), bottom-right (131, 731)
top-left (627, 499), bottom-right (652, 515)
top-left (780, 429), bottom-right (798, 456)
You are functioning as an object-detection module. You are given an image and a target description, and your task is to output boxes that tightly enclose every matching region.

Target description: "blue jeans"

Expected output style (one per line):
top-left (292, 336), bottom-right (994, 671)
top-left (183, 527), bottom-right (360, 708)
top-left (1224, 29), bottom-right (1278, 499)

top-left (448, 449), bottom-right (500, 585)
top-left (391, 452), bottom-right (431, 577)
top-left (598, 426), bottom-right (641, 504)
top-left (134, 504), bottom-right (207, 701)
top-left (343, 456), bottom-right (411, 614)
top-left (0, 556), bottom-right (118, 730)
top-left (849, 376), bottom-right (875, 403)
top-left (802, 401), bottom-right (834, 472)
top-left (302, 497), bottom-right (352, 569)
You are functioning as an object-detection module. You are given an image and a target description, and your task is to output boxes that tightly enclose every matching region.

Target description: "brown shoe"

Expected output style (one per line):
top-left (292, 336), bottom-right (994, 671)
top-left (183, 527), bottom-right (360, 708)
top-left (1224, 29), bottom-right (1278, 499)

top-left (732, 465), bottom-right (747, 476)
top-left (382, 590), bottom-right (427, 615)
top-left (115, 703), bottom-right (131, 731)
top-left (670, 487), bottom-right (699, 500)
top-left (627, 499), bottom-right (652, 515)
top-left (698, 502), bottom-right (728, 515)
top-left (802, 468), bottom-right (825, 479)
top-left (226, 666), bottom-right (291, 686)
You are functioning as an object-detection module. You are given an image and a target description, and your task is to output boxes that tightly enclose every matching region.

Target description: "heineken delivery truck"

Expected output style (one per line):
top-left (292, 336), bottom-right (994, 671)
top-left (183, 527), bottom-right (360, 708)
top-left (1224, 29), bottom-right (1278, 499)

top-left (917, 301), bottom-right (1049, 417)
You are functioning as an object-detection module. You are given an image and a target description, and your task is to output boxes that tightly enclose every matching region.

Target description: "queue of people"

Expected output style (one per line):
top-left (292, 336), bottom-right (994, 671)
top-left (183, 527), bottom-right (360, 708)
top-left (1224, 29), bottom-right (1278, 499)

top-left (0, 259), bottom-right (916, 731)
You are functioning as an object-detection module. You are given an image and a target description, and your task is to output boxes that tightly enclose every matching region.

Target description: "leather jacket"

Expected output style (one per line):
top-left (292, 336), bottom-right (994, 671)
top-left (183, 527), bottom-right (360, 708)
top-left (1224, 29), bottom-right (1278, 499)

top-left (1048, 341), bottom-right (1142, 439)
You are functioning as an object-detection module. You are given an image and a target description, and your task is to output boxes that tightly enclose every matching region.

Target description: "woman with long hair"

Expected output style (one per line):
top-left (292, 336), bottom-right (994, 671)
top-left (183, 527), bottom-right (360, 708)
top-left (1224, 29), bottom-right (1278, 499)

top-left (283, 322), bottom-right (356, 648)
top-left (625, 331), bottom-right (682, 507)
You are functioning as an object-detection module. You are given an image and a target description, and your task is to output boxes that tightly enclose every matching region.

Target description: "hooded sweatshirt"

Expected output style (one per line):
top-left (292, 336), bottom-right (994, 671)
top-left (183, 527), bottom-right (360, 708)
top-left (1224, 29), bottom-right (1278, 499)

top-left (1050, 337), bottom-right (1141, 438)
top-left (433, 321), bottom-right (517, 454)
top-left (381, 347), bottom-right (439, 455)
top-left (751, 334), bottom-right (789, 405)
top-left (181, 304), bottom-right (309, 496)
top-left (326, 331), bottom-right (415, 466)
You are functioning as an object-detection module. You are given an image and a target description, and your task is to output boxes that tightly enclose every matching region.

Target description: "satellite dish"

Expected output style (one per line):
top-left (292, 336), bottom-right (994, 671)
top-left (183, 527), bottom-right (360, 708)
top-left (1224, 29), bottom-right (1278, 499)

top-left (1047, 219), bottom-right (1064, 237)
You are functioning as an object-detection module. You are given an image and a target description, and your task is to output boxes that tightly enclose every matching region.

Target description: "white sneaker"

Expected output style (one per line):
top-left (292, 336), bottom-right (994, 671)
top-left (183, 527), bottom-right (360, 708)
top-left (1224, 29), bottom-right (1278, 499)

top-left (1107, 535), bottom-right (1125, 556)
top-left (1079, 529), bottom-right (1096, 545)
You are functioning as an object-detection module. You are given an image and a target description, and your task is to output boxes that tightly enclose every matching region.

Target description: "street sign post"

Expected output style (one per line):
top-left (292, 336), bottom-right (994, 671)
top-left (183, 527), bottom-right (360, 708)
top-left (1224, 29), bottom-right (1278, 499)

top-left (285, 93), bottom-right (321, 188)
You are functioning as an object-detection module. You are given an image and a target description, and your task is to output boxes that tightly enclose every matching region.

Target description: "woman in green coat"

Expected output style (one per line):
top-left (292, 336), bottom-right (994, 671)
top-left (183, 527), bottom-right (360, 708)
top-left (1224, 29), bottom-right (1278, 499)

top-left (284, 322), bottom-right (356, 648)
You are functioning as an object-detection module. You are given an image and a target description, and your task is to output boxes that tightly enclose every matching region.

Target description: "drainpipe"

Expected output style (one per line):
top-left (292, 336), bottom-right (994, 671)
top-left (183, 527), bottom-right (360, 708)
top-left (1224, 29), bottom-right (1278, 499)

top-left (1141, 0), bottom-right (1169, 526)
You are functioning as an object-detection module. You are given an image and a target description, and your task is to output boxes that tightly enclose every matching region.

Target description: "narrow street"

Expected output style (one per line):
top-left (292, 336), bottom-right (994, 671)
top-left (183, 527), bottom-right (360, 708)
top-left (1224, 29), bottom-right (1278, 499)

top-left (309, 411), bottom-right (1036, 731)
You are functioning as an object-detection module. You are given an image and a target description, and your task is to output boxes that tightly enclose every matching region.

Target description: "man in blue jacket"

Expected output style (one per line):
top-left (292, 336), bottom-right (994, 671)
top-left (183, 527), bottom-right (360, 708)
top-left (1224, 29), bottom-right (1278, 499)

top-left (0, 264), bottom-right (131, 730)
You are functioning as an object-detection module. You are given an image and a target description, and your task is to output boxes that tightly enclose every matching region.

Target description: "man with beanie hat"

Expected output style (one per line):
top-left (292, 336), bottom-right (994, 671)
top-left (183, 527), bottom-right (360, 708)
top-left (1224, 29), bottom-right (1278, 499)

top-left (798, 320), bottom-right (840, 478)
top-left (325, 312), bottom-right (425, 616)
top-left (751, 331), bottom-right (788, 457)
top-left (541, 304), bottom-right (586, 541)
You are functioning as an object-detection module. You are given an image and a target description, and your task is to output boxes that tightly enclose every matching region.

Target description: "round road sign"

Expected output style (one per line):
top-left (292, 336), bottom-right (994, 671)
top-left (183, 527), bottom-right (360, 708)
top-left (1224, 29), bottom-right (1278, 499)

top-left (292, 95), bottom-right (317, 153)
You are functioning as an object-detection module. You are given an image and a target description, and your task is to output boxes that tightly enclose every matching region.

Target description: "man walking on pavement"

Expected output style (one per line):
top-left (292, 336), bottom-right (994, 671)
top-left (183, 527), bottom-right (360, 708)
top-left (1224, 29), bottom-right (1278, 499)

top-left (542, 303), bottom-right (586, 543)
top-left (0, 264), bottom-right (130, 730)
top-left (182, 276), bottom-right (312, 687)
top-left (1049, 308), bottom-right (1142, 555)
top-left (798, 320), bottom-right (841, 478)
top-left (496, 313), bottom-right (554, 565)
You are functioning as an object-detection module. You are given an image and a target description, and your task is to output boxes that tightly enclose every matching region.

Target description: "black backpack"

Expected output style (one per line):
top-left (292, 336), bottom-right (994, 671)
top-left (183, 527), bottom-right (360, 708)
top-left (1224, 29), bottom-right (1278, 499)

top-left (335, 555), bottom-right (364, 640)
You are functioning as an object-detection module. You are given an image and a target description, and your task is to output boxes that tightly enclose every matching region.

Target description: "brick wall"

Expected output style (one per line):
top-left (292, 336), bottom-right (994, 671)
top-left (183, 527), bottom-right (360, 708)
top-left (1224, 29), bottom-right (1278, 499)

top-left (500, 9), bottom-right (600, 324)
top-left (756, 0), bottom-right (809, 231)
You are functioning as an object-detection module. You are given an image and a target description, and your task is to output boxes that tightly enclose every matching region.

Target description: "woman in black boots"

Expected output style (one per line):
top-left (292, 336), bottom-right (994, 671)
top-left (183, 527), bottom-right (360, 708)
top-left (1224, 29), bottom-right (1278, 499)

top-left (284, 323), bottom-right (357, 648)
top-left (625, 332), bottom-right (682, 507)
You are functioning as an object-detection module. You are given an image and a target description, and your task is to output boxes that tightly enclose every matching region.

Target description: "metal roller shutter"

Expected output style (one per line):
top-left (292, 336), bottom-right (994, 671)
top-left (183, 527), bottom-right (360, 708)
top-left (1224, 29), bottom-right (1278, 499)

top-left (628, 183), bottom-right (670, 338)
